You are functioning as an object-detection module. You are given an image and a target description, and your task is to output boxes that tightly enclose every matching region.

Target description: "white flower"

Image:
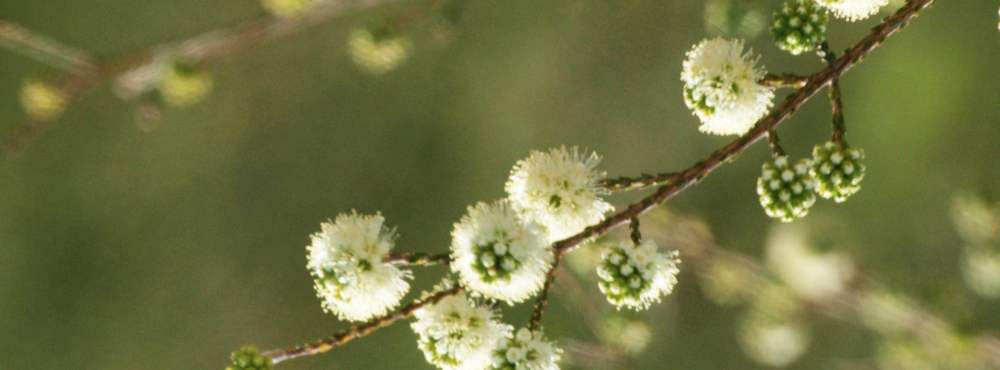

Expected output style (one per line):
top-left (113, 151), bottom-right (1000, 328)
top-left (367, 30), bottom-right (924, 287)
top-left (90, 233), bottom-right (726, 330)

top-left (596, 240), bottom-right (681, 310)
top-left (491, 328), bottom-right (562, 370)
top-left (816, 0), bottom-right (888, 21)
top-left (506, 146), bottom-right (613, 241)
top-left (962, 248), bottom-right (1000, 299)
top-left (681, 38), bottom-right (774, 136)
top-left (412, 292), bottom-right (513, 370)
top-left (306, 212), bottom-right (410, 322)
top-left (451, 200), bottom-right (553, 303)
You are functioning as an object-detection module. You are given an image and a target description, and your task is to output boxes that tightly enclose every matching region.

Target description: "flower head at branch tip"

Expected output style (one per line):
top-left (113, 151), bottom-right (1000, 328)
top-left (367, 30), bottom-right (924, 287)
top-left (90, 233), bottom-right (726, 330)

top-left (682, 37), bottom-right (775, 136)
top-left (771, 0), bottom-right (829, 55)
top-left (348, 24), bottom-right (412, 75)
top-left (261, 0), bottom-right (315, 18)
top-left (225, 346), bottom-right (272, 370)
top-left (20, 79), bottom-right (66, 122)
top-left (159, 62), bottom-right (213, 107)
top-left (810, 141), bottom-right (865, 202)
top-left (451, 200), bottom-right (553, 303)
top-left (412, 292), bottom-right (513, 370)
top-left (596, 240), bottom-right (681, 310)
top-left (506, 146), bottom-right (614, 242)
top-left (491, 328), bottom-right (562, 370)
top-left (815, 0), bottom-right (888, 22)
top-left (306, 211), bottom-right (411, 322)
top-left (757, 156), bottom-right (817, 222)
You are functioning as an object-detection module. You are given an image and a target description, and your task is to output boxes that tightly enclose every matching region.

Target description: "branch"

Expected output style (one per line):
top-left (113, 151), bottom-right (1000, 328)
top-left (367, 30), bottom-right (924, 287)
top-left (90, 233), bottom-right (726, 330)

top-left (760, 73), bottom-right (809, 89)
top-left (528, 253), bottom-right (562, 330)
top-left (250, 0), bottom-right (938, 364)
top-left (600, 172), bottom-right (678, 192)
top-left (263, 284), bottom-right (462, 364)
top-left (550, 0), bottom-right (936, 258)
top-left (0, 21), bottom-right (95, 73)
top-left (385, 251), bottom-right (451, 267)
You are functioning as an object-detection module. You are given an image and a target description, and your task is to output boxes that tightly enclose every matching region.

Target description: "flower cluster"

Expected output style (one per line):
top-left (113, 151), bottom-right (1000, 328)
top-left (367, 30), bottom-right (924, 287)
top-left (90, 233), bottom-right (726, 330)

top-left (490, 328), bottom-right (562, 370)
top-left (596, 240), bottom-right (682, 310)
top-left (225, 346), bottom-right (272, 370)
top-left (411, 292), bottom-right (513, 370)
top-left (306, 212), bottom-right (411, 322)
top-left (810, 141), bottom-right (866, 202)
top-left (757, 156), bottom-right (817, 222)
top-left (348, 25), bottom-right (413, 74)
top-left (681, 38), bottom-right (775, 136)
top-left (771, 0), bottom-right (830, 55)
top-left (505, 146), bottom-right (613, 241)
top-left (451, 200), bottom-right (552, 303)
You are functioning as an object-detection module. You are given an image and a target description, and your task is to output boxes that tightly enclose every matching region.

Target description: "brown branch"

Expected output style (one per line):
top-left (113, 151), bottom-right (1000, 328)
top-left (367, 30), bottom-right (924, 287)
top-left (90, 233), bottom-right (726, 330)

top-left (528, 253), bottom-right (562, 331)
top-left (600, 172), bottom-right (678, 192)
top-left (760, 73), bottom-right (809, 89)
top-left (820, 42), bottom-right (848, 145)
top-left (385, 251), bottom-right (451, 267)
top-left (263, 284), bottom-right (462, 364)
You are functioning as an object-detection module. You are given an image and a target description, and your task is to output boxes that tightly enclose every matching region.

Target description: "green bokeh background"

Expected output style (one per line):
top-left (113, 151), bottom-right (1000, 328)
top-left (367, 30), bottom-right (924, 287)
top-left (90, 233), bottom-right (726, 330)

top-left (1, 0), bottom-right (998, 369)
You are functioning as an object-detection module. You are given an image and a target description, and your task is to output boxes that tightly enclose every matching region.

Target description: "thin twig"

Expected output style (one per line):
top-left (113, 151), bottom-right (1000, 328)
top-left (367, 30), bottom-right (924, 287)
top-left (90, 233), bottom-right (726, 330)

top-left (820, 42), bottom-right (848, 145)
top-left (760, 73), bottom-right (810, 89)
top-left (385, 251), bottom-right (451, 267)
top-left (600, 172), bottom-right (678, 192)
top-left (263, 284), bottom-right (462, 364)
top-left (629, 217), bottom-right (642, 245)
top-left (767, 129), bottom-right (786, 157)
top-left (528, 253), bottom-right (562, 331)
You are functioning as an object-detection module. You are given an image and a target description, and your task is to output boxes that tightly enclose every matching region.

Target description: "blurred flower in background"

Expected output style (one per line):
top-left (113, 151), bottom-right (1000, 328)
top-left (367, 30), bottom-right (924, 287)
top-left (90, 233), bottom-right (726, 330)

top-left (766, 224), bottom-right (855, 302)
top-left (704, 0), bottom-right (767, 39)
top-left (19, 79), bottom-right (66, 121)
top-left (951, 192), bottom-right (1000, 299)
top-left (348, 23), bottom-right (413, 75)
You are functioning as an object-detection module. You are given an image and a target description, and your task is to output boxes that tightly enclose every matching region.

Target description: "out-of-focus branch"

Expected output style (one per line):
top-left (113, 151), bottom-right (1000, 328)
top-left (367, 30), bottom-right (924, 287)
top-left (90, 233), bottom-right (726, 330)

top-left (643, 210), bottom-right (1000, 367)
top-left (0, 0), bottom-right (405, 159)
top-left (0, 21), bottom-right (95, 73)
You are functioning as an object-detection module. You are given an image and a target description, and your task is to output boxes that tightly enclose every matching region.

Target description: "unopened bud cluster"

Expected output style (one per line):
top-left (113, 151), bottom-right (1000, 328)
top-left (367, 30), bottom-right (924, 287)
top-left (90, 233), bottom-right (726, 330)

top-left (757, 156), bottom-right (817, 222)
top-left (225, 346), bottom-right (271, 370)
top-left (810, 141), bottom-right (866, 202)
top-left (771, 0), bottom-right (829, 55)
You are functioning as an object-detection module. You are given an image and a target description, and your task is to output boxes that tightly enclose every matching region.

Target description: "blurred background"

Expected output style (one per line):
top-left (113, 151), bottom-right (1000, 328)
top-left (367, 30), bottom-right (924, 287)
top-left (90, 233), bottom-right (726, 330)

top-left (1, 0), bottom-right (999, 369)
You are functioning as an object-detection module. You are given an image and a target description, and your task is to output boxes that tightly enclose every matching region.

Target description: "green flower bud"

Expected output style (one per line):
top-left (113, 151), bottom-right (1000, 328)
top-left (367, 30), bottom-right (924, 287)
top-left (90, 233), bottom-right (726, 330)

top-left (771, 0), bottom-right (829, 55)
top-left (160, 63), bottom-right (213, 107)
top-left (810, 141), bottom-right (865, 202)
top-left (757, 156), bottom-right (817, 222)
top-left (225, 346), bottom-right (271, 370)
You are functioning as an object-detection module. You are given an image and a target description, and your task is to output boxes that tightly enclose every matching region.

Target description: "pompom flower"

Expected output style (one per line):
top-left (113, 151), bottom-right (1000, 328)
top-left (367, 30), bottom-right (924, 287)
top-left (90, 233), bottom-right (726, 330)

top-left (159, 63), bottom-right (213, 107)
top-left (261, 0), bottom-right (315, 18)
top-left (451, 200), bottom-right (553, 303)
top-left (815, 0), bottom-right (888, 22)
top-left (306, 212), bottom-right (410, 322)
top-left (681, 38), bottom-right (775, 136)
top-left (505, 146), bottom-right (614, 241)
top-left (596, 240), bottom-right (681, 310)
top-left (20, 79), bottom-right (66, 121)
top-left (348, 26), bottom-right (412, 74)
top-left (490, 328), bottom-right (562, 370)
top-left (412, 292), bottom-right (513, 370)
